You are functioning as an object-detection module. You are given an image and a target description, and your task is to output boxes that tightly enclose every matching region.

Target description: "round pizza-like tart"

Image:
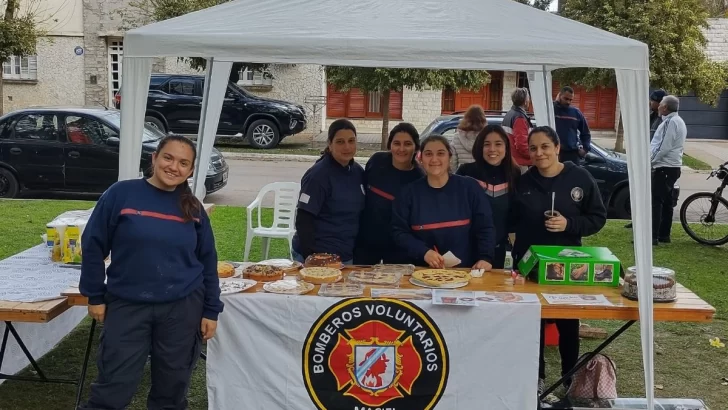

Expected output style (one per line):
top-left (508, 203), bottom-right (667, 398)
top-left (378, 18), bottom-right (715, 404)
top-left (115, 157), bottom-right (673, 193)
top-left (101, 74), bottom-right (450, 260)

top-left (243, 264), bottom-right (284, 282)
top-left (263, 280), bottom-right (314, 295)
top-left (217, 262), bottom-right (236, 278)
top-left (298, 267), bottom-right (342, 284)
top-left (258, 258), bottom-right (302, 273)
top-left (412, 269), bottom-right (472, 287)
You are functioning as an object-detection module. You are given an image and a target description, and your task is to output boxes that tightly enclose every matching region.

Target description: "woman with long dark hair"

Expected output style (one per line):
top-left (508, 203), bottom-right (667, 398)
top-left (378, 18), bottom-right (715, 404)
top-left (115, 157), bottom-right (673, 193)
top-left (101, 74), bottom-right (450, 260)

top-left (392, 135), bottom-right (495, 269)
top-left (355, 122), bottom-right (424, 264)
top-left (79, 135), bottom-right (223, 409)
top-left (292, 119), bottom-right (365, 265)
top-left (456, 124), bottom-right (521, 269)
top-left (511, 126), bottom-right (606, 398)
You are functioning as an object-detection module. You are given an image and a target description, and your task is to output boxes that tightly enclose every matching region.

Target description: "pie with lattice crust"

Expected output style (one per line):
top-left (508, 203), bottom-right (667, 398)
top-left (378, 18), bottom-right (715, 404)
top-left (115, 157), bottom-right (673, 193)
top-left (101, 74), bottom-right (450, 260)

top-left (412, 269), bottom-right (471, 287)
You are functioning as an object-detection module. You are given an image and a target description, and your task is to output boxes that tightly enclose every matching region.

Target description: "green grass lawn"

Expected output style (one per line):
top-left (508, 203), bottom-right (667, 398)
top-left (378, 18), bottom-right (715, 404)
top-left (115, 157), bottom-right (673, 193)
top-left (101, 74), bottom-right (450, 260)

top-left (0, 200), bottom-right (726, 408)
top-left (683, 154), bottom-right (713, 171)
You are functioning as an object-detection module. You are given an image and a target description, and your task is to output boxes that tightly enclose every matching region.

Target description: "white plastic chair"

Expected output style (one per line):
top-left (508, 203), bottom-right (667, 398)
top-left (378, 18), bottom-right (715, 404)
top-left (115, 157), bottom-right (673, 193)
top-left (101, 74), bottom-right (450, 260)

top-left (244, 182), bottom-right (301, 261)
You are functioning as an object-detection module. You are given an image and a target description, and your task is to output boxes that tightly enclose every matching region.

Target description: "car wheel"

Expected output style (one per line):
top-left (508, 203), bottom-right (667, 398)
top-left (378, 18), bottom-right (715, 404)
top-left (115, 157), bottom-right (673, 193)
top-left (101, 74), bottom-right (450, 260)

top-left (246, 119), bottom-right (280, 149)
top-left (611, 187), bottom-right (631, 220)
top-left (0, 168), bottom-right (20, 198)
top-left (145, 116), bottom-right (166, 133)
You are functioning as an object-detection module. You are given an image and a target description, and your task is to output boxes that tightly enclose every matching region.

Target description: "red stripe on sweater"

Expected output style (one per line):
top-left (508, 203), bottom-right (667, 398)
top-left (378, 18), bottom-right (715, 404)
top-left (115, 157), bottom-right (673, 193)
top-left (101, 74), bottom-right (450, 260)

top-left (412, 219), bottom-right (471, 231)
top-left (121, 208), bottom-right (199, 223)
top-left (368, 185), bottom-right (395, 201)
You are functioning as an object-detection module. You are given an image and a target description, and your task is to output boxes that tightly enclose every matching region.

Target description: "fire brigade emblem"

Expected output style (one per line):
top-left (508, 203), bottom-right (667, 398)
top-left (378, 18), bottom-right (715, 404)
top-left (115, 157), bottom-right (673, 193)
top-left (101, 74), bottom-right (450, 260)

top-left (303, 298), bottom-right (448, 410)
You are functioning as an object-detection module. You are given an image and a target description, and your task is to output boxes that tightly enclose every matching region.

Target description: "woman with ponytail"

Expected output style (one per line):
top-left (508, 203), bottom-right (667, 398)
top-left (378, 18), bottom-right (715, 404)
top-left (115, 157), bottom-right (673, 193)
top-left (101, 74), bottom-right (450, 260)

top-left (355, 122), bottom-right (424, 264)
top-left (292, 119), bottom-right (365, 265)
top-left (79, 135), bottom-right (223, 410)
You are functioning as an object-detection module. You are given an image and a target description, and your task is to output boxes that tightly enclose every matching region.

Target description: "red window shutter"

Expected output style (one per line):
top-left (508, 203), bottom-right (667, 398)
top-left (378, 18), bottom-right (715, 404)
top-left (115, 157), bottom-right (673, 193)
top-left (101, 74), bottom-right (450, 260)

top-left (579, 87), bottom-right (598, 126)
top-left (597, 87), bottom-right (617, 129)
top-left (347, 88), bottom-right (366, 118)
top-left (389, 90), bottom-right (403, 119)
top-left (326, 84), bottom-right (346, 118)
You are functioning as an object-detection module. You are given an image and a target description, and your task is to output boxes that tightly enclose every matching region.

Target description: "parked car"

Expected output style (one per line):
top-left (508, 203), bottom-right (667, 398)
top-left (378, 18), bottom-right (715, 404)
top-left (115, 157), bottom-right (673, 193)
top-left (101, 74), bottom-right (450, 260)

top-left (421, 113), bottom-right (679, 219)
top-left (114, 74), bottom-right (307, 149)
top-left (0, 107), bottom-right (229, 199)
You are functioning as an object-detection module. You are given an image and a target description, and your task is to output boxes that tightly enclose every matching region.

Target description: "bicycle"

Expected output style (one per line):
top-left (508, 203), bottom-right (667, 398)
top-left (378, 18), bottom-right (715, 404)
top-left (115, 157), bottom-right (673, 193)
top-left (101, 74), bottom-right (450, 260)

top-left (680, 161), bottom-right (728, 245)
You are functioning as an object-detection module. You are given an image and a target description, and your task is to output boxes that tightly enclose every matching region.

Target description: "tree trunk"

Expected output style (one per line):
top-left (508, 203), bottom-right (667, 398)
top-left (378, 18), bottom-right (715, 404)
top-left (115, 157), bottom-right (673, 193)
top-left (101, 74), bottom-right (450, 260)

top-left (380, 89), bottom-right (391, 151)
top-left (614, 114), bottom-right (625, 153)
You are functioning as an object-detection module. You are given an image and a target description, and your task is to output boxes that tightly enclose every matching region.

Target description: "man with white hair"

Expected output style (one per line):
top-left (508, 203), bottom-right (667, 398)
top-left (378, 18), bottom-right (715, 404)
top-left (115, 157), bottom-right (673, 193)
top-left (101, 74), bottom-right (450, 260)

top-left (649, 95), bottom-right (686, 245)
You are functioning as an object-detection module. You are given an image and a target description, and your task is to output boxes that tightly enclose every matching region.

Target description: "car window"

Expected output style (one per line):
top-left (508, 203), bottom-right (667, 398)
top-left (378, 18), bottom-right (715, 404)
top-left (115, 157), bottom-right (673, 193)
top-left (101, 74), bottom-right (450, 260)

top-left (441, 126), bottom-right (457, 139)
top-left (166, 79), bottom-right (196, 96)
top-left (65, 116), bottom-right (111, 145)
top-left (225, 86), bottom-right (238, 99)
top-left (11, 114), bottom-right (60, 141)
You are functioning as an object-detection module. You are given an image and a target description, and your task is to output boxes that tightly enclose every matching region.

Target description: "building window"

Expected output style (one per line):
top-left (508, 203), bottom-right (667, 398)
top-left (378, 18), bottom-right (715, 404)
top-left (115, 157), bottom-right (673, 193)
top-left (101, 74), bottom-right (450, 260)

top-left (326, 84), bottom-right (403, 119)
top-left (517, 72), bottom-right (530, 89)
top-left (238, 68), bottom-right (273, 86)
top-left (442, 89), bottom-right (455, 113)
top-left (108, 39), bottom-right (123, 106)
top-left (3, 55), bottom-right (38, 80)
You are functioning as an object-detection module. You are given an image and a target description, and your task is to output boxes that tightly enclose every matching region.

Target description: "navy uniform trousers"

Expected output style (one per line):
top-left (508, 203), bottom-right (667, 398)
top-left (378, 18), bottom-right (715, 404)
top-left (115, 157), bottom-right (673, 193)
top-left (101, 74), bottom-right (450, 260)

top-left (78, 286), bottom-right (204, 410)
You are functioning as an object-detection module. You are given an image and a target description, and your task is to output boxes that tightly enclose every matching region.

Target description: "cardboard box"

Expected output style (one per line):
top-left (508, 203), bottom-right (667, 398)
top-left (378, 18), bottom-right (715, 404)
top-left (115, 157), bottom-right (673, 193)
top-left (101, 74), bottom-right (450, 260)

top-left (517, 246), bottom-right (621, 287)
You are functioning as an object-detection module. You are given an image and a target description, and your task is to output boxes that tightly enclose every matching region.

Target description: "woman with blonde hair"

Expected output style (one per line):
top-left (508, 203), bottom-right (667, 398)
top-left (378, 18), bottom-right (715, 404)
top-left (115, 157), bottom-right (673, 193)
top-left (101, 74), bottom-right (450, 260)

top-left (452, 104), bottom-right (487, 170)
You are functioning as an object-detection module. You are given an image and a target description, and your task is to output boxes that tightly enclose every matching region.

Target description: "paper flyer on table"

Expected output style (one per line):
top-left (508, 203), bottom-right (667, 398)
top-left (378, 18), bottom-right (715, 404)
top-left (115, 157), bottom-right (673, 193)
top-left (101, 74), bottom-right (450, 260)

top-left (432, 289), bottom-right (478, 306)
top-left (541, 293), bottom-right (613, 306)
top-left (442, 251), bottom-right (461, 268)
top-left (473, 291), bottom-right (540, 304)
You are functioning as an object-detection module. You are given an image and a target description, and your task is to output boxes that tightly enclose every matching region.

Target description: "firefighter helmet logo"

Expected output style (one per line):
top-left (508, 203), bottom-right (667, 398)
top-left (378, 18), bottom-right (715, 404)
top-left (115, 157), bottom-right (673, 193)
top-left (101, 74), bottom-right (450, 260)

top-left (303, 298), bottom-right (449, 410)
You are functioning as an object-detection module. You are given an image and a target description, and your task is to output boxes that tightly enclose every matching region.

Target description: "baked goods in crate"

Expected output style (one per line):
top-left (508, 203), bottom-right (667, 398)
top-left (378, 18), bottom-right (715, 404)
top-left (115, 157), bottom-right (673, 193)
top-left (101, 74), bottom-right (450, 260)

top-left (621, 266), bottom-right (676, 302)
top-left (318, 282), bottom-right (365, 297)
top-left (347, 270), bottom-right (402, 286)
top-left (243, 264), bottom-right (285, 282)
top-left (304, 253), bottom-right (342, 268)
top-left (412, 269), bottom-right (471, 287)
top-left (217, 262), bottom-right (236, 278)
top-left (371, 264), bottom-right (416, 276)
top-left (263, 279), bottom-right (314, 295)
top-left (258, 259), bottom-right (302, 274)
top-left (298, 267), bottom-right (342, 284)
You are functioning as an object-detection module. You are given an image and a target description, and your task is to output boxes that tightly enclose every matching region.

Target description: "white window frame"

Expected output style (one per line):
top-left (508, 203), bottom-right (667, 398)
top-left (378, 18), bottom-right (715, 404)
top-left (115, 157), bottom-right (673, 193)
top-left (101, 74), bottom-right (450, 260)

top-left (3, 55), bottom-right (38, 80)
top-left (238, 67), bottom-right (272, 86)
top-left (107, 39), bottom-right (124, 106)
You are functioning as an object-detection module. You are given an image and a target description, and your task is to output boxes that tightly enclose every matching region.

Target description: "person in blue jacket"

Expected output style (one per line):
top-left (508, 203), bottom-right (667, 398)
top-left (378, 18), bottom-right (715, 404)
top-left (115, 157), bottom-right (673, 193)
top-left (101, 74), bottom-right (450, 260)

top-left (292, 119), bottom-right (365, 265)
top-left (79, 135), bottom-right (223, 410)
top-left (456, 124), bottom-right (521, 269)
top-left (554, 86), bottom-right (592, 164)
top-left (355, 122), bottom-right (424, 264)
top-left (392, 134), bottom-right (496, 269)
top-left (511, 126), bottom-right (607, 399)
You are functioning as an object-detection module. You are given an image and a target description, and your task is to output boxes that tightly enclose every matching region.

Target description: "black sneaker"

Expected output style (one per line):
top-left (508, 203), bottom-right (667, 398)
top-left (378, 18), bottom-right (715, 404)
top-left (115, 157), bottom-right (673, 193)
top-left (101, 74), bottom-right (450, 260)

top-left (659, 237), bottom-right (671, 243)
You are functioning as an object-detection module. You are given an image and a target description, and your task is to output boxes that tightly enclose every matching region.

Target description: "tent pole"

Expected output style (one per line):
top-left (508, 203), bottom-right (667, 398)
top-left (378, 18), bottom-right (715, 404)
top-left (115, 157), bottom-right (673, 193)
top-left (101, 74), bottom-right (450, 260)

top-left (193, 58), bottom-right (214, 196)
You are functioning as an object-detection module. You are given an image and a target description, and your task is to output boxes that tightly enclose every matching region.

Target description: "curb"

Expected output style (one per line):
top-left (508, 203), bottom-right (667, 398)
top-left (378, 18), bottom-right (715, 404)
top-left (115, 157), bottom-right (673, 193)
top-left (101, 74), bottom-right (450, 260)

top-left (221, 151), bottom-right (371, 163)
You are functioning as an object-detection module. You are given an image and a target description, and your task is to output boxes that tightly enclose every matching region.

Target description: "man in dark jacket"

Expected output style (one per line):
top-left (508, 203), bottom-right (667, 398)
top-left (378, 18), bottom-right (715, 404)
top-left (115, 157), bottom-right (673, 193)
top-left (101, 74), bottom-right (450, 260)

top-left (554, 86), bottom-right (591, 164)
top-left (625, 88), bottom-right (668, 229)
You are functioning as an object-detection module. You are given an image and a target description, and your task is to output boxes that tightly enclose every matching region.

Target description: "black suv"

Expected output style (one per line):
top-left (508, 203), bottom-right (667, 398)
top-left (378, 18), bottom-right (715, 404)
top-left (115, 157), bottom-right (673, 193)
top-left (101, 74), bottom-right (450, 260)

top-left (115, 74), bottom-right (307, 149)
top-left (0, 107), bottom-right (228, 198)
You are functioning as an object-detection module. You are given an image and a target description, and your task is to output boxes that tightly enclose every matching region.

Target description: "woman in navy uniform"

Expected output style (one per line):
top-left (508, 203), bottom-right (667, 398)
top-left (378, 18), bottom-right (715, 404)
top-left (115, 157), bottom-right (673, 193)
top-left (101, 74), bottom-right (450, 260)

top-left (511, 126), bottom-right (607, 397)
top-left (456, 124), bottom-right (521, 269)
top-left (292, 119), bottom-right (365, 265)
top-left (392, 135), bottom-right (495, 269)
top-left (355, 123), bottom-right (424, 265)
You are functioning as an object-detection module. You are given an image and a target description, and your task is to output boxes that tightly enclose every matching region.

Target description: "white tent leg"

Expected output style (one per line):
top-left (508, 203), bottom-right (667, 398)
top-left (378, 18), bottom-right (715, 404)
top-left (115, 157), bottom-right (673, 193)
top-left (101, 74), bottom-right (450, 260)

top-left (615, 68), bottom-right (654, 410)
top-left (118, 57), bottom-right (154, 181)
top-left (527, 67), bottom-right (555, 129)
top-left (192, 58), bottom-right (233, 200)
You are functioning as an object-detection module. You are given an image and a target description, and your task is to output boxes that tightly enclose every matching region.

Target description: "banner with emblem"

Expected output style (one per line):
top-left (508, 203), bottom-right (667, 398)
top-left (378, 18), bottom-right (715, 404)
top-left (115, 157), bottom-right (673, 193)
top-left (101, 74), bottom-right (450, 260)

top-left (207, 294), bottom-right (541, 410)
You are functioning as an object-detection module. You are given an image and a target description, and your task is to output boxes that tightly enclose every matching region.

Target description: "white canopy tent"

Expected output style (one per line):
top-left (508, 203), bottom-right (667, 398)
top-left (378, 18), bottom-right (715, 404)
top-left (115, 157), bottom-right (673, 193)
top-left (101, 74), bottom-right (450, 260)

top-left (119, 0), bottom-right (655, 406)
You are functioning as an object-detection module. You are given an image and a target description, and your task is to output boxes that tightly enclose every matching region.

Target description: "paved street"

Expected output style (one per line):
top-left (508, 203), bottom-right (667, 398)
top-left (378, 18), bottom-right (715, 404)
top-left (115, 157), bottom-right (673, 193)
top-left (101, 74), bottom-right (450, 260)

top-left (206, 158), bottom-right (719, 221)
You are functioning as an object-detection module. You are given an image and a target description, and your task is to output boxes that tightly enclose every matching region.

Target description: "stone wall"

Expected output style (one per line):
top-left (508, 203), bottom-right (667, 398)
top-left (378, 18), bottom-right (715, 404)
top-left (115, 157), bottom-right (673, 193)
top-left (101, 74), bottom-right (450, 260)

top-left (501, 71), bottom-right (518, 111)
top-left (704, 18), bottom-right (728, 62)
top-left (3, 36), bottom-right (85, 112)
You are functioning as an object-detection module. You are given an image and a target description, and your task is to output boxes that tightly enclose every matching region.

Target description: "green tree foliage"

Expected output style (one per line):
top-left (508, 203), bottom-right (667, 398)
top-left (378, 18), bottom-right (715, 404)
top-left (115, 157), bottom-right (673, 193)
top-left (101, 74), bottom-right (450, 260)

top-left (120, 0), bottom-right (268, 79)
top-left (0, 0), bottom-right (42, 114)
top-left (555, 0), bottom-right (727, 150)
top-left (512, 0), bottom-right (553, 10)
top-left (326, 67), bottom-right (491, 149)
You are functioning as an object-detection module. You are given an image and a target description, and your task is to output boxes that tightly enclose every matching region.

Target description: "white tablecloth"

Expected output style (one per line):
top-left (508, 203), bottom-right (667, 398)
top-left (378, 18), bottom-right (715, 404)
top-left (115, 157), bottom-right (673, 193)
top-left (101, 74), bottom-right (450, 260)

top-left (0, 245), bottom-right (80, 302)
top-left (207, 292), bottom-right (541, 410)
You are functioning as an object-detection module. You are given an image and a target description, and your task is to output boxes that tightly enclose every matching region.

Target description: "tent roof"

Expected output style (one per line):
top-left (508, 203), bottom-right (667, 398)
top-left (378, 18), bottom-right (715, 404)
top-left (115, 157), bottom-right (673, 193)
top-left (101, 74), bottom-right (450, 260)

top-left (124, 0), bottom-right (648, 70)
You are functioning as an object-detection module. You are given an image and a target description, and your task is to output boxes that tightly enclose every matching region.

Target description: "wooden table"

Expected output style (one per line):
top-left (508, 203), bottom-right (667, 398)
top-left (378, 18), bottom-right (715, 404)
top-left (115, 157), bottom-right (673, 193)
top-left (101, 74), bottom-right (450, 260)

top-left (61, 267), bottom-right (716, 403)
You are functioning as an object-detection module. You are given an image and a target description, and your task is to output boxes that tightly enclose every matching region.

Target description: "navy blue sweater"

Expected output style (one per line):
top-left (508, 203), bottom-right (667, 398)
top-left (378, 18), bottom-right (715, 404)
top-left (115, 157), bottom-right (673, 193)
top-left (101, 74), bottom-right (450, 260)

top-left (358, 152), bottom-right (424, 254)
top-left (553, 101), bottom-right (592, 152)
top-left (392, 174), bottom-right (496, 267)
top-left (80, 179), bottom-right (223, 320)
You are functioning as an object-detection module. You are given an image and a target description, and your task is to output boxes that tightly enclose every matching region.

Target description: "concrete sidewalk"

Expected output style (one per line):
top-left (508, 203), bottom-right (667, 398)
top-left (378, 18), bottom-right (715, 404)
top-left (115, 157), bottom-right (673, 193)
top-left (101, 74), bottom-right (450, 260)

top-left (593, 136), bottom-right (728, 169)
